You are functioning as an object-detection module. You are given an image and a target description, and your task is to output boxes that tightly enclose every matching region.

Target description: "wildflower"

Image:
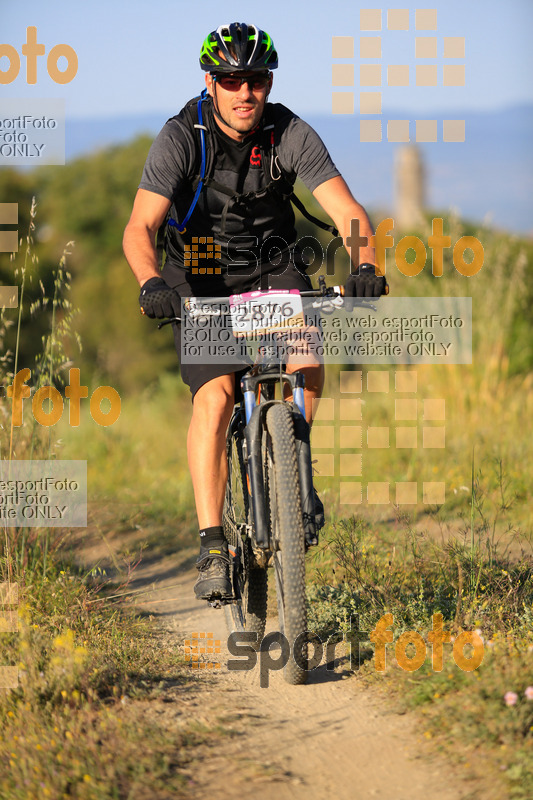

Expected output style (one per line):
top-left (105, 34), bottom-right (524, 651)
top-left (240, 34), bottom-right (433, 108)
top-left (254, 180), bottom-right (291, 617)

top-left (503, 691), bottom-right (518, 706)
top-left (53, 629), bottom-right (75, 651)
top-left (524, 686), bottom-right (533, 701)
top-left (73, 645), bottom-right (88, 666)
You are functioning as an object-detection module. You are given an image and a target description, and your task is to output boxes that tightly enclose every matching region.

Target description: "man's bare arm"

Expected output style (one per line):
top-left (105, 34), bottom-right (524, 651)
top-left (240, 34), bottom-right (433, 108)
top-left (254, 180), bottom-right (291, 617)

top-left (312, 175), bottom-right (377, 270)
top-left (123, 188), bottom-right (172, 287)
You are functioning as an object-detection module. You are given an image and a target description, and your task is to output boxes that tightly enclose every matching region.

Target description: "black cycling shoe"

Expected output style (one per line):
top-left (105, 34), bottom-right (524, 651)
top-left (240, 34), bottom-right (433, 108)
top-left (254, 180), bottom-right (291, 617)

top-left (194, 541), bottom-right (233, 601)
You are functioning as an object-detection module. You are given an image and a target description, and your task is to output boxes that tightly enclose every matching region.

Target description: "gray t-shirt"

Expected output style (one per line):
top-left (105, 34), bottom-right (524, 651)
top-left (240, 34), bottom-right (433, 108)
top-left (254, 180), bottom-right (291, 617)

top-left (139, 97), bottom-right (340, 270)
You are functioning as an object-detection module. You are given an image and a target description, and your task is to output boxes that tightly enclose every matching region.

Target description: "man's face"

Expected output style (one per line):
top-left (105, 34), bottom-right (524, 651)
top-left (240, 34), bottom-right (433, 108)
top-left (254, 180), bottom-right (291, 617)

top-left (205, 71), bottom-right (272, 140)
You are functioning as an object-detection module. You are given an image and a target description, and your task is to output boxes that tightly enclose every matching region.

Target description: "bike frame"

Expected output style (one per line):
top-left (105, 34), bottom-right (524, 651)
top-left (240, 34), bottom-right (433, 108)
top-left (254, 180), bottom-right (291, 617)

top-left (234, 363), bottom-right (315, 552)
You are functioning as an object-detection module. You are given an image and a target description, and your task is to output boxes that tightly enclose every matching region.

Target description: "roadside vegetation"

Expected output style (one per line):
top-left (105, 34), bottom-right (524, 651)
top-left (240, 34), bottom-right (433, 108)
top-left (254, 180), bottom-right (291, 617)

top-left (1, 144), bottom-right (532, 798)
top-left (0, 206), bottom-right (211, 799)
top-left (308, 218), bottom-right (533, 797)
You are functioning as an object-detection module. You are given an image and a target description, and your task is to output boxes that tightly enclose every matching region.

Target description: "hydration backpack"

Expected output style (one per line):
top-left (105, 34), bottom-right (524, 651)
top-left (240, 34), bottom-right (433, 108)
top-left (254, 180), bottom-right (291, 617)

top-left (156, 90), bottom-right (338, 266)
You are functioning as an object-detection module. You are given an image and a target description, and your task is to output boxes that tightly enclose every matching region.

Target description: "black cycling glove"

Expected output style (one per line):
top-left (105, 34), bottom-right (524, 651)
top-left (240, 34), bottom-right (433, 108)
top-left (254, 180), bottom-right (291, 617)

top-left (345, 263), bottom-right (388, 299)
top-left (139, 277), bottom-right (181, 319)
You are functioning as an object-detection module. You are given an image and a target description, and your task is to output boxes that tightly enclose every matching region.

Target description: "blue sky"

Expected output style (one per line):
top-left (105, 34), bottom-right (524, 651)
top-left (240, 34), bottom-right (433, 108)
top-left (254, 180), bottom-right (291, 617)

top-left (2, 0), bottom-right (533, 118)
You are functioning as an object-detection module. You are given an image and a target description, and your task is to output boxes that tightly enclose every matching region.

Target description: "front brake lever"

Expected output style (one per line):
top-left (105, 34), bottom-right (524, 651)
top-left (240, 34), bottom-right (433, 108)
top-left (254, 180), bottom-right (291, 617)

top-left (344, 298), bottom-right (377, 312)
top-left (311, 295), bottom-right (345, 314)
top-left (157, 316), bottom-right (181, 329)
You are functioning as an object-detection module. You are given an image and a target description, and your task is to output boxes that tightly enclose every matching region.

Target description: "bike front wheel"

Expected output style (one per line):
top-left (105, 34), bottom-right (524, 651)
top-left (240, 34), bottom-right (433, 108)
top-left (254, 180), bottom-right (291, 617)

top-left (266, 403), bottom-right (308, 685)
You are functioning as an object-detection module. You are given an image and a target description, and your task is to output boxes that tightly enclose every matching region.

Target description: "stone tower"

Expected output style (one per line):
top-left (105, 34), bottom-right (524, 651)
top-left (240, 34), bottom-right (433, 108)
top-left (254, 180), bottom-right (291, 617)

top-left (394, 145), bottom-right (426, 230)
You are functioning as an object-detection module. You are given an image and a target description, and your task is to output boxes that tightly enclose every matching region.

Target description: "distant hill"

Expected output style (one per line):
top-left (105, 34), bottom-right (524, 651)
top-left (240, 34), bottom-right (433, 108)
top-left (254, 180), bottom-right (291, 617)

top-left (66, 105), bottom-right (533, 234)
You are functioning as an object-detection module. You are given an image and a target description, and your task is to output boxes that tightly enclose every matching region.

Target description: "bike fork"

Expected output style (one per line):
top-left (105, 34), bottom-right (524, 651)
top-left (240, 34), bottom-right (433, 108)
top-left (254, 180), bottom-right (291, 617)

top-left (293, 412), bottom-right (317, 546)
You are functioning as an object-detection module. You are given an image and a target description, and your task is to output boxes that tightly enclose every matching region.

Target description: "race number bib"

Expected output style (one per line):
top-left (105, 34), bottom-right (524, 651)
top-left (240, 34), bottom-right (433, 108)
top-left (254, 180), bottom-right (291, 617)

top-left (229, 290), bottom-right (305, 338)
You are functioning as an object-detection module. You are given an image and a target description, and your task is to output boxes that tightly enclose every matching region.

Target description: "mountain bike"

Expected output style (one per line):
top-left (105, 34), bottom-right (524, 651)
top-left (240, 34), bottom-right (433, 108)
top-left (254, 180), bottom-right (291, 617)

top-left (218, 278), bottom-right (344, 684)
top-left (161, 278), bottom-right (344, 684)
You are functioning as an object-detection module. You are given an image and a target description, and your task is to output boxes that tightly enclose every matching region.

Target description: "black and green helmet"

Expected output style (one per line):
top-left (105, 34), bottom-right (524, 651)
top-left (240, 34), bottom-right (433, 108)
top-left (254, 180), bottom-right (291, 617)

top-left (199, 22), bottom-right (278, 73)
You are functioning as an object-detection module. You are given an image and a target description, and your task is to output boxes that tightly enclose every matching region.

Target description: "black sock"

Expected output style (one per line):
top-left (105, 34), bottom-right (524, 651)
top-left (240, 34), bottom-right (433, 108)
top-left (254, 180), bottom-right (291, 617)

top-left (199, 525), bottom-right (225, 549)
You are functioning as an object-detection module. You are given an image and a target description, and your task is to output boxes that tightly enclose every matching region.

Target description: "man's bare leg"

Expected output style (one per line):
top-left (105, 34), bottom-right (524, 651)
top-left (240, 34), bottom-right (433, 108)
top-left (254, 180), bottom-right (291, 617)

top-left (285, 363), bottom-right (325, 423)
top-left (189, 373), bottom-right (236, 600)
top-left (187, 373), bottom-right (236, 529)
top-left (283, 324), bottom-right (325, 423)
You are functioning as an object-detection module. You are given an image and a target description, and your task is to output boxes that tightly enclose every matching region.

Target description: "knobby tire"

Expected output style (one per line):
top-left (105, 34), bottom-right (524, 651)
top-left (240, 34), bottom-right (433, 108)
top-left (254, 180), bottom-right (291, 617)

top-left (266, 403), bottom-right (308, 685)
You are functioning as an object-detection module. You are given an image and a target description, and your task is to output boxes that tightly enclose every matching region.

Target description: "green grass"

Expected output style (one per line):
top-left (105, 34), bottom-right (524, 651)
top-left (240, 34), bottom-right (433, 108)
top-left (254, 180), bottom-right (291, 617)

top-left (306, 488), bottom-right (533, 798)
top-left (358, 644), bottom-right (533, 799)
top-left (0, 202), bottom-right (206, 798)
top-left (0, 549), bottom-right (224, 799)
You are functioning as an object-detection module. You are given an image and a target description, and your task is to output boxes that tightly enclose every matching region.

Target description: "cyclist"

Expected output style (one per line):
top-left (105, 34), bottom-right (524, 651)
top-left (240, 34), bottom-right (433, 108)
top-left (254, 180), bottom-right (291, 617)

top-left (123, 22), bottom-right (386, 602)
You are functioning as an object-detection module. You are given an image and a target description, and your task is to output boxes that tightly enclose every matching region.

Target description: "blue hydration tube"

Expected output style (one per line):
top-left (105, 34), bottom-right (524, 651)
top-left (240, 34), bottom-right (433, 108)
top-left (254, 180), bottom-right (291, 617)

top-left (167, 89), bottom-right (208, 234)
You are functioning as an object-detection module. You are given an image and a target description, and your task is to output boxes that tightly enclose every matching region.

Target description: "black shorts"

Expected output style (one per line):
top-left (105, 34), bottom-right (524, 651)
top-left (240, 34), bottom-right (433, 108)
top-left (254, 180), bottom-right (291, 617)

top-left (161, 260), bottom-right (314, 400)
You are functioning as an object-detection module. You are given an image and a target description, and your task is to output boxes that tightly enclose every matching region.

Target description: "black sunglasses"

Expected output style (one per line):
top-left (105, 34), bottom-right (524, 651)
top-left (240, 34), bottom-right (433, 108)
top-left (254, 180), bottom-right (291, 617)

top-left (213, 73), bottom-right (270, 91)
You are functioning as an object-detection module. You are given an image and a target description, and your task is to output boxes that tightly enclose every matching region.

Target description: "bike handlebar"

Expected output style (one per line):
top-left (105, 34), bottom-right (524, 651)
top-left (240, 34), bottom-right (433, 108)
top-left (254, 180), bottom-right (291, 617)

top-left (156, 276), bottom-right (385, 328)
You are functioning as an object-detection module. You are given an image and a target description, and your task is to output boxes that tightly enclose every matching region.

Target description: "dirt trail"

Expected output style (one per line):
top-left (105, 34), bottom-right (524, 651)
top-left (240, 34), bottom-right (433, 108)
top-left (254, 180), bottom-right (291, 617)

top-left (106, 545), bottom-right (472, 800)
